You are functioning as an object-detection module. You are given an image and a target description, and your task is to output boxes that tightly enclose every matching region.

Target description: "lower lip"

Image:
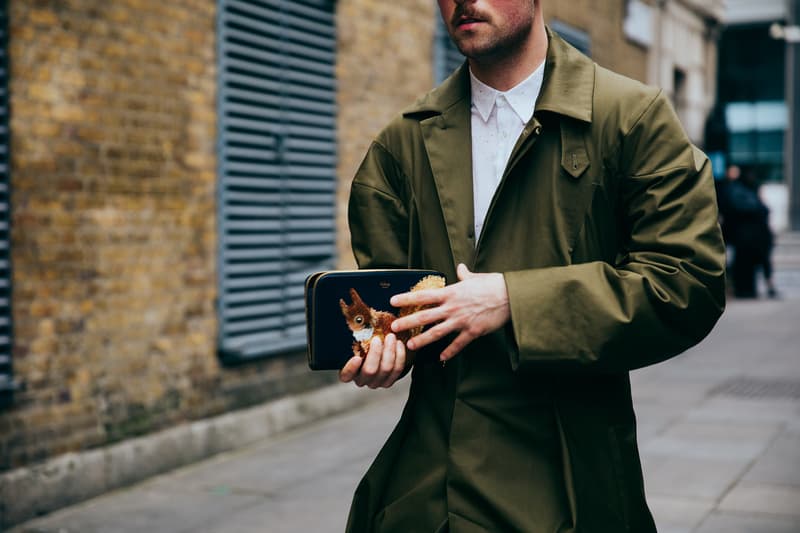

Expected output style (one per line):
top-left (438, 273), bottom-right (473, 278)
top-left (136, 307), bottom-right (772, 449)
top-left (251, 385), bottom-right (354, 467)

top-left (457, 21), bottom-right (483, 31)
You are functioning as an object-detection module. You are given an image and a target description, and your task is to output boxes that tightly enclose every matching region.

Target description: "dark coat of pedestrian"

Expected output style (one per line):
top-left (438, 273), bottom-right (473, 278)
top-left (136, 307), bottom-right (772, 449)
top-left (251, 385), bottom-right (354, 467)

top-left (724, 170), bottom-right (777, 298)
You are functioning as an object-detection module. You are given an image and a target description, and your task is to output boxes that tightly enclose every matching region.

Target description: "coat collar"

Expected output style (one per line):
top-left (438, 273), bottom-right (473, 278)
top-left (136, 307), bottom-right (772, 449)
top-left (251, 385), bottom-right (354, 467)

top-left (400, 28), bottom-right (595, 271)
top-left (403, 27), bottom-right (595, 123)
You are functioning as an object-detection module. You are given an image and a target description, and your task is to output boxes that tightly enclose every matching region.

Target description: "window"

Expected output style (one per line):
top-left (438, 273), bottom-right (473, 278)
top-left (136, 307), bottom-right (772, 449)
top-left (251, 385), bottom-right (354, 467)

top-left (550, 19), bottom-right (591, 57)
top-left (623, 0), bottom-right (654, 48)
top-left (672, 67), bottom-right (687, 124)
top-left (0, 0), bottom-right (13, 406)
top-left (217, 0), bottom-right (337, 361)
top-left (434, 17), bottom-right (464, 85)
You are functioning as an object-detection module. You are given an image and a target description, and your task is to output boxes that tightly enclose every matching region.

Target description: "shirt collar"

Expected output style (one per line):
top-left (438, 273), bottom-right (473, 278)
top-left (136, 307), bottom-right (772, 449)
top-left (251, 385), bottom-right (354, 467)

top-left (469, 59), bottom-right (546, 124)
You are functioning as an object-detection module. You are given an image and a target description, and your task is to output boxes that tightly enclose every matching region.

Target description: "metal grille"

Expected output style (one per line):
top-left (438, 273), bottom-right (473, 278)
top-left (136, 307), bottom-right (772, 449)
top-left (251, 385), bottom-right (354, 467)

top-left (711, 377), bottom-right (800, 400)
top-left (434, 17), bottom-right (464, 85)
top-left (217, 0), bottom-right (337, 360)
top-left (0, 0), bottom-right (14, 405)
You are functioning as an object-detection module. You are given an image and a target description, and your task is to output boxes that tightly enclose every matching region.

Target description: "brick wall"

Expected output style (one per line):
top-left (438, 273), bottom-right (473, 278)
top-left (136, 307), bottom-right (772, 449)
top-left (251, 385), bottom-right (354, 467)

top-left (1, 0), bottom-right (335, 471)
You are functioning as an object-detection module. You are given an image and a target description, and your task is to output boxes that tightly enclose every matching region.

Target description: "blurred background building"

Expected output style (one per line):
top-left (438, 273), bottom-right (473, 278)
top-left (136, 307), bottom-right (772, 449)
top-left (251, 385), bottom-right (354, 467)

top-left (715, 0), bottom-right (796, 232)
top-left (0, 0), bottom-right (794, 527)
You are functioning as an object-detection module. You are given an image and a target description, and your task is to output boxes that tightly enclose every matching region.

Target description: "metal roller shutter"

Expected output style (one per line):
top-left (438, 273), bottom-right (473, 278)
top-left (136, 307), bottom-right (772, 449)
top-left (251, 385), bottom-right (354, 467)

top-left (217, 0), bottom-right (337, 360)
top-left (0, 0), bottom-right (14, 406)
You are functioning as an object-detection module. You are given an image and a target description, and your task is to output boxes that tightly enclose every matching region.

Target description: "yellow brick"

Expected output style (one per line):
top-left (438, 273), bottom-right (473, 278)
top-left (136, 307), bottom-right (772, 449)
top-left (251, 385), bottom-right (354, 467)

top-left (28, 9), bottom-right (59, 26)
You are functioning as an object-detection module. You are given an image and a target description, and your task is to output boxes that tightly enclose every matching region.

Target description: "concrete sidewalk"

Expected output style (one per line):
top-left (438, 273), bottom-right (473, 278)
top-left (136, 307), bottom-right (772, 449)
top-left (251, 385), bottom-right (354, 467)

top-left (11, 237), bottom-right (800, 533)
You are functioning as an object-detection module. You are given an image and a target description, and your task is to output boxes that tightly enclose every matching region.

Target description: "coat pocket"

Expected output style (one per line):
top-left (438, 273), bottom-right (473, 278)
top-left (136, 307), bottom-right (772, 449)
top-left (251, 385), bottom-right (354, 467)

top-left (557, 118), bottom-right (600, 259)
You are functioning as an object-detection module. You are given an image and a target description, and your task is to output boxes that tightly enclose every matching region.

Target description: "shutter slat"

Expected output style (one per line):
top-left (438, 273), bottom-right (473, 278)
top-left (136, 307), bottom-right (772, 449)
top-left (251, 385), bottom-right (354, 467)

top-left (228, 0), bottom-right (335, 34)
top-left (225, 176), bottom-right (335, 192)
top-left (227, 103), bottom-right (335, 128)
top-left (225, 162), bottom-right (334, 179)
top-left (224, 58), bottom-right (335, 94)
top-left (225, 289), bottom-right (285, 304)
top-left (224, 303), bottom-right (286, 320)
top-left (225, 73), bottom-right (333, 103)
top-left (222, 28), bottom-right (336, 64)
top-left (226, 219), bottom-right (334, 233)
top-left (225, 86), bottom-right (335, 115)
top-left (228, 42), bottom-right (335, 77)
top-left (225, 11), bottom-right (334, 53)
top-left (226, 191), bottom-right (335, 206)
top-left (227, 231), bottom-right (334, 247)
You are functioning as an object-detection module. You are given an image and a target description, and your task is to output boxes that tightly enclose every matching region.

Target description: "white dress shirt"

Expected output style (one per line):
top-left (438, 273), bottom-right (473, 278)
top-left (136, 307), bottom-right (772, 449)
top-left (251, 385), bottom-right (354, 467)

top-left (470, 62), bottom-right (545, 241)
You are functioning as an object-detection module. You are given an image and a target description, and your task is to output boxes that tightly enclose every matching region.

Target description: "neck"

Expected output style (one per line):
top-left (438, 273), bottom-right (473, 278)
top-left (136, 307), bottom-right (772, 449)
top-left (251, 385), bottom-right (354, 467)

top-left (469, 14), bottom-right (547, 91)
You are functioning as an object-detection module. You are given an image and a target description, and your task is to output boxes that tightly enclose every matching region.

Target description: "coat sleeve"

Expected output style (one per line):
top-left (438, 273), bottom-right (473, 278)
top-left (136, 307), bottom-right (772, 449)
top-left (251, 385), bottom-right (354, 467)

top-left (503, 91), bottom-right (727, 373)
top-left (348, 140), bottom-right (411, 269)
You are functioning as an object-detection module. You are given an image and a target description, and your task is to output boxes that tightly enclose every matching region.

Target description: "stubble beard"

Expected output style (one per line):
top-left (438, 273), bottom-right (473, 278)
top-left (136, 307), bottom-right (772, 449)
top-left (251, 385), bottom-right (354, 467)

top-left (449, 11), bottom-right (535, 64)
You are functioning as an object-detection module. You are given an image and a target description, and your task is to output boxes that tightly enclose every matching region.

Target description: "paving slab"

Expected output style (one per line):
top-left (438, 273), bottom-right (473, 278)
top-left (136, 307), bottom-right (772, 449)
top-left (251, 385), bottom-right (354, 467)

top-left (684, 396), bottom-right (798, 426)
top-left (742, 431), bottom-right (800, 487)
top-left (718, 483), bottom-right (800, 517)
top-left (640, 420), bottom-right (781, 462)
top-left (646, 495), bottom-right (712, 531)
top-left (642, 454), bottom-right (750, 501)
top-left (695, 511), bottom-right (800, 533)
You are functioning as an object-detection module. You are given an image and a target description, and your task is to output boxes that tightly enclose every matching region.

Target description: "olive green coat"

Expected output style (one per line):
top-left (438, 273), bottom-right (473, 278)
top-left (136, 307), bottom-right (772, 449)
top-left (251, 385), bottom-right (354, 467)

top-left (345, 30), bottom-right (726, 533)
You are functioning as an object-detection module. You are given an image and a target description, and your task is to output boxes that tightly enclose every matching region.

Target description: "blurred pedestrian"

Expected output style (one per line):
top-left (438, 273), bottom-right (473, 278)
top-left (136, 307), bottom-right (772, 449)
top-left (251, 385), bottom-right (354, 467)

top-left (725, 167), bottom-right (778, 298)
top-left (717, 164), bottom-right (741, 246)
top-left (339, 1), bottom-right (726, 531)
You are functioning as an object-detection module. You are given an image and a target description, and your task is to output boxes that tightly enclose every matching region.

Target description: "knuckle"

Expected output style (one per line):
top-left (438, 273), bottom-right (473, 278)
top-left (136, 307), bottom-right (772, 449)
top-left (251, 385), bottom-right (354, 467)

top-left (467, 324), bottom-right (482, 337)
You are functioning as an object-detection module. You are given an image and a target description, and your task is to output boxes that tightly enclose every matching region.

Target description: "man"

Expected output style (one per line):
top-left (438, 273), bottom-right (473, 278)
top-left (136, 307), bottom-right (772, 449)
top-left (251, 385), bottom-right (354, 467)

top-left (341, 1), bottom-right (726, 531)
top-left (723, 167), bottom-right (777, 298)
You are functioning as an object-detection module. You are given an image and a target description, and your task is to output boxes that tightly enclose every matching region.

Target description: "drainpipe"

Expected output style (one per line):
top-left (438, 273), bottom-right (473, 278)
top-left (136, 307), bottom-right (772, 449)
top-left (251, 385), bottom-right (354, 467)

top-left (788, 0), bottom-right (800, 230)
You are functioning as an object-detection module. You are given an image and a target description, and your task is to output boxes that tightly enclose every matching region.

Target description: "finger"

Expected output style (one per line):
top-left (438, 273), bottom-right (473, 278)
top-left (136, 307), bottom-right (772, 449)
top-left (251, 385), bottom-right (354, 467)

top-left (390, 287), bottom-right (446, 308)
top-left (456, 263), bottom-right (475, 281)
top-left (355, 337), bottom-right (383, 387)
top-left (406, 320), bottom-right (456, 351)
top-left (391, 306), bottom-right (447, 334)
top-left (339, 355), bottom-right (364, 383)
top-left (371, 334), bottom-right (397, 389)
top-left (440, 330), bottom-right (474, 362)
top-left (382, 338), bottom-right (407, 388)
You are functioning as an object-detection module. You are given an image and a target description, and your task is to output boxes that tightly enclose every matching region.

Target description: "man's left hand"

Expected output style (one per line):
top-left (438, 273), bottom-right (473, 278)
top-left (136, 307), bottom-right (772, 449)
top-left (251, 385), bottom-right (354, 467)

top-left (390, 263), bottom-right (511, 362)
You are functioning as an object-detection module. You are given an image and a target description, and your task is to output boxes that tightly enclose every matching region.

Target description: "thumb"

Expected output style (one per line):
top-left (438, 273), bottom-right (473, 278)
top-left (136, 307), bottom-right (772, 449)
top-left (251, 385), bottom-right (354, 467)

top-left (456, 263), bottom-right (474, 281)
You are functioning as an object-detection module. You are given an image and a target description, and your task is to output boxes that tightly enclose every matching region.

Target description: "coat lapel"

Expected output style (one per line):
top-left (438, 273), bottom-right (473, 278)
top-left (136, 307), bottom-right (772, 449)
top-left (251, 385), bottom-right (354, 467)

top-left (405, 66), bottom-right (476, 271)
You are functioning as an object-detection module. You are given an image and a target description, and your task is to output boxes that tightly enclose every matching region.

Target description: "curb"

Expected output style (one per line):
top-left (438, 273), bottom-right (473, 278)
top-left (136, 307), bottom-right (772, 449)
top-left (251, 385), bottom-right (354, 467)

top-left (0, 381), bottom-right (405, 529)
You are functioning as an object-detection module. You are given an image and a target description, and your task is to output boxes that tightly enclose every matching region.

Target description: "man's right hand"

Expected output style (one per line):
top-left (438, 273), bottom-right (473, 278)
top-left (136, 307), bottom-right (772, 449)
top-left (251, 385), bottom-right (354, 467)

top-left (339, 334), bottom-right (407, 388)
